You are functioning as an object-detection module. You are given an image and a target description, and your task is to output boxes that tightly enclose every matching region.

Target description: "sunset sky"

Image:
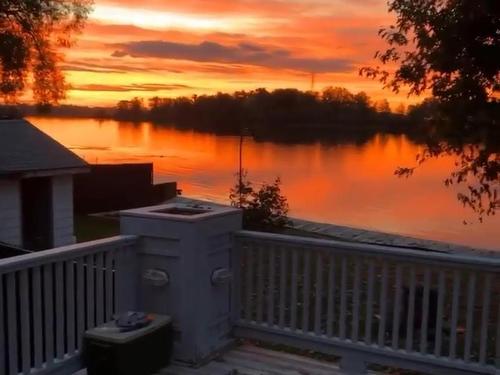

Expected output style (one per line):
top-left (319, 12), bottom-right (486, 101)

top-left (60, 0), bottom-right (414, 107)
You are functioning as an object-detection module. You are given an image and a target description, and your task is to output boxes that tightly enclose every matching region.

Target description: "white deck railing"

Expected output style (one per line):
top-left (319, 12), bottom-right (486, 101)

top-left (233, 230), bottom-right (500, 374)
top-left (0, 235), bottom-right (138, 375)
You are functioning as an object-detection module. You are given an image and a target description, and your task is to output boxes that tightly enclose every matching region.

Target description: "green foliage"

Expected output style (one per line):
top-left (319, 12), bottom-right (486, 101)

top-left (230, 170), bottom-right (290, 231)
top-left (361, 0), bottom-right (500, 106)
top-left (0, 0), bottom-right (93, 104)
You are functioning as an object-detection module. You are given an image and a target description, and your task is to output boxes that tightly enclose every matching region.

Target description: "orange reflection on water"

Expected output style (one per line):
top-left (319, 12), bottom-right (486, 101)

top-left (30, 117), bottom-right (500, 251)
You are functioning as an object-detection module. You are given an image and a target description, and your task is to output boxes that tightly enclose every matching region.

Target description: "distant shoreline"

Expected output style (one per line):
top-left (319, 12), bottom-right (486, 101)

top-left (5, 87), bottom-right (426, 143)
top-left (24, 113), bottom-right (431, 148)
top-left (24, 111), bottom-right (433, 148)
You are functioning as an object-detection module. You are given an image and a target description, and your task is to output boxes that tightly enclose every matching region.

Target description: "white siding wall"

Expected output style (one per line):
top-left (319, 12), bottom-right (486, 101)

top-left (51, 175), bottom-right (75, 247)
top-left (0, 178), bottom-right (22, 246)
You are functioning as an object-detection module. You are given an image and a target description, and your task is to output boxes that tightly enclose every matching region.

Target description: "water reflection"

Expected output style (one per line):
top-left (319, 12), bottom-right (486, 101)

top-left (30, 117), bottom-right (499, 251)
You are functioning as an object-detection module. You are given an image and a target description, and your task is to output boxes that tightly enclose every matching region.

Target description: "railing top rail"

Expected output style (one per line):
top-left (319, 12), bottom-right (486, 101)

top-left (0, 235), bottom-right (138, 274)
top-left (235, 230), bottom-right (500, 270)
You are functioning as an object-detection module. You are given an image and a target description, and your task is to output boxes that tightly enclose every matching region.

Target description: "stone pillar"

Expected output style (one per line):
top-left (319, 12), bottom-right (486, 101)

top-left (120, 202), bottom-right (242, 364)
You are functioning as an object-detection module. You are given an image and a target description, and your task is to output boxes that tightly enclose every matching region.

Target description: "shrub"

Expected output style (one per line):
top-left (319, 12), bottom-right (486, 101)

top-left (230, 170), bottom-right (290, 231)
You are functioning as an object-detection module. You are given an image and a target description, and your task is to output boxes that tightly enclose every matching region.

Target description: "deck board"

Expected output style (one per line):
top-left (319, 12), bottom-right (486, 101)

top-left (75, 345), bottom-right (347, 375)
top-left (156, 345), bottom-right (344, 375)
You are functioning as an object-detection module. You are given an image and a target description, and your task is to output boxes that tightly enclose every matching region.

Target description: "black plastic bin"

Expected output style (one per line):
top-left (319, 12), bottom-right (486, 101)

top-left (84, 314), bottom-right (173, 375)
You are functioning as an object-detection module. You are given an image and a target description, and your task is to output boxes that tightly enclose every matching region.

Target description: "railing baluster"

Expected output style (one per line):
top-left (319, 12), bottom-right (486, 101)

top-left (326, 255), bottom-right (336, 338)
top-left (65, 260), bottom-right (76, 356)
top-left (302, 251), bottom-right (311, 333)
top-left (76, 258), bottom-right (85, 350)
top-left (278, 247), bottom-right (287, 328)
top-left (267, 246), bottom-right (276, 327)
top-left (449, 269), bottom-right (461, 359)
top-left (339, 257), bottom-right (347, 340)
top-left (434, 270), bottom-right (446, 357)
top-left (6, 273), bottom-right (17, 375)
top-left (55, 262), bottom-right (65, 360)
top-left (351, 258), bottom-right (361, 342)
top-left (86, 255), bottom-right (96, 329)
top-left (32, 267), bottom-right (43, 368)
top-left (365, 259), bottom-right (375, 345)
top-left (19, 270), bottom-right (31, 375)
top-left (256, 246), bottom-right (264, 323)
top-left (105, 252), bottom-right (114, 321)
top-left (419, 267), bottom-right (431, 354)
top-left (314, 252), bottom-right (323, 336)
top-left (244, 245), bottom-right (254, 322)
top-left (405, 265), bottom-right (416, 352)
top-left (96, 252), bottom-right (105, 325)
top-left (291, 250), bottom-right (298, 331)
top-left (479, 274), bottom-right (492, 365)
top-left (392, 264), bottom-right (403, 350)
top-left (464, 271), bottom-right (477, 362)
top-left (378, 261), bottom-right (388, 347)
top-left (43, 264), bottom-right (54, 367)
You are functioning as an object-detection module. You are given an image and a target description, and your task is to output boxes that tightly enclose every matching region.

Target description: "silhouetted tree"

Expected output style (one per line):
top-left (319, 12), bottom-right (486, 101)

top-left (361, 0), bottom-right (499, 108)
top-left (322, 87), bottom-right (355, 106)
top-left (353, 91), bottom-right (371, 108)
top-left (0, 0), bottom-right (92, 104)
top-left (375, 99), bottom-right (391, 113)
top-left (112, 88), bottom-right (401, 136)
top-left (115, 97), bottom-right (145, 121)
top-left (362, 0), bottom-right (500, 222)
top-left (396, 128), bottom-right (499, 223)
top-left (230, 170), bottom-right (290, 231)
top-left (395, 103), bottom-right (406, 115)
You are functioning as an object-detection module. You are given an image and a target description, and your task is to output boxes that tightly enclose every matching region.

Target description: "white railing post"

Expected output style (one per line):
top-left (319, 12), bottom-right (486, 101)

top-left (231, 235), bottom-right (243, 325)
top-left (114, 244), bottom-right (139, 313)
top-left (120, 203), bottom-right (242, 365)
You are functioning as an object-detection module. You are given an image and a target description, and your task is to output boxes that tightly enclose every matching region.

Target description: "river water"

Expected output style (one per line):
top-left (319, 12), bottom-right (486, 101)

top-left (30, 116), bottom-right (499, 251)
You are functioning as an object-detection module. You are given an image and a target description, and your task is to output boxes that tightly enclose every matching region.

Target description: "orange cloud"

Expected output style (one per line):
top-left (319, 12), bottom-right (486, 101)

top-left (97, 0), bottom-right (311, 17)
top-left (56, 0), bottom-right (413, 107)
top-left (72, 83), bottom-right (194, 92)
top-left (110, 40), bottom-right (355, 73)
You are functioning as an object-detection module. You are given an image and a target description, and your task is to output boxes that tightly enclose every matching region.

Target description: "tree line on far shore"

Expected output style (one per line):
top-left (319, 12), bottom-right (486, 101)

top-left (111, 87), bottom-right (417, 135)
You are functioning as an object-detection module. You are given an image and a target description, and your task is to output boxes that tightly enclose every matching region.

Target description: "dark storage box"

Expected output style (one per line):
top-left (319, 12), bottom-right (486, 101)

top-left (84, 314), bottom-right (173, 375)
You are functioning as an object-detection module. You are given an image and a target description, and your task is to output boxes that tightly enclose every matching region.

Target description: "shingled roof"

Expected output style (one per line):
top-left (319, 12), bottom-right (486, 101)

top-left (0, 119), bottom-right (88, 175)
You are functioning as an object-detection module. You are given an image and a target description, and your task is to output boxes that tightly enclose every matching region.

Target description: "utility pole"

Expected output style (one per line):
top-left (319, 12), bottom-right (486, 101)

top-left (239, 132), bottom-right (243, 207)
top-left (238, 127), bottom-right (249, 207)
top-left (311, 72), bottom-right (316, 91)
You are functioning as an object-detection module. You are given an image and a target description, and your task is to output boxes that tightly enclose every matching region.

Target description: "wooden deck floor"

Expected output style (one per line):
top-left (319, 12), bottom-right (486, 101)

top-left (75, 345), bottom-right (346, 375)
top-left (157, 345), bottom-right (345, 375)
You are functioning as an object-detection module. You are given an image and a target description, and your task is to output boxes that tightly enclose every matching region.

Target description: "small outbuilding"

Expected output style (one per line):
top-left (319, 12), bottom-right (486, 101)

top-left (0, 119), bottom-right (88, 250)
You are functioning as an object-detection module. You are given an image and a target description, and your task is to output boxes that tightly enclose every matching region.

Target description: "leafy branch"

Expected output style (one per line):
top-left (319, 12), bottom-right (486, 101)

top-left (230, 170), bottom-right (291, 231)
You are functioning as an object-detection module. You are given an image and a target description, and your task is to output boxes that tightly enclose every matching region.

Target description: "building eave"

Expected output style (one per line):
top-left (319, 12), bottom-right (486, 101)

top-left (0, 166), bottom-right (90, 179)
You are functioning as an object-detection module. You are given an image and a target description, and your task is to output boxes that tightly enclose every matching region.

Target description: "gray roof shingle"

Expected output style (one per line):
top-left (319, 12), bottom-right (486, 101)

top-left (0, 119), bottom-right (88, 175)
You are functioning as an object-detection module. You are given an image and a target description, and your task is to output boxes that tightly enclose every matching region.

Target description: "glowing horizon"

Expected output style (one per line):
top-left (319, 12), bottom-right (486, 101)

top-left (53, 0), bottom-right (421, 109)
